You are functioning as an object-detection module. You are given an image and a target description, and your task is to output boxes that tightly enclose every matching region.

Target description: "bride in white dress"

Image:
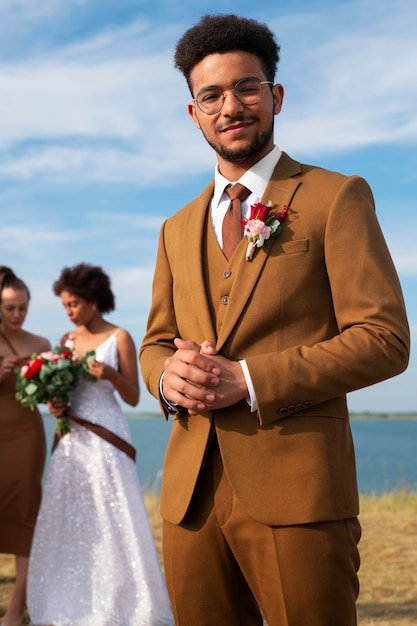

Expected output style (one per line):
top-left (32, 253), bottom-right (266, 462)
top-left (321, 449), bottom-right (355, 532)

top-left (27, 263), bottom-right (173, 626)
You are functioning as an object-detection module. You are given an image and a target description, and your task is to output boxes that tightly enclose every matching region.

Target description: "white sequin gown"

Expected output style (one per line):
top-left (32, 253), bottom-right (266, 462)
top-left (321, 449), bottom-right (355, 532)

top-left (27, 333), bottom-right (174, 626)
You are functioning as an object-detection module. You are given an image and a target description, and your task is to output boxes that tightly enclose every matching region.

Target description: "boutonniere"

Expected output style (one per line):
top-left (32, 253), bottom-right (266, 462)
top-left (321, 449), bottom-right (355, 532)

top-left (240, 201), bottom-right (290, 261)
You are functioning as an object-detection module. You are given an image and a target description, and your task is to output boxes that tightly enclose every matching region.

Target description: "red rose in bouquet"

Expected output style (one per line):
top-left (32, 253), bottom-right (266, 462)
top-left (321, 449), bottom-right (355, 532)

top-left (16, 346), bottom-right (96, 434)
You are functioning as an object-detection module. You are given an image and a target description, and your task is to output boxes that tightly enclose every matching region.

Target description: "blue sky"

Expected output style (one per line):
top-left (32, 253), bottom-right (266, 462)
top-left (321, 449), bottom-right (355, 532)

top-left (1, 0), bottom-right (416, 414)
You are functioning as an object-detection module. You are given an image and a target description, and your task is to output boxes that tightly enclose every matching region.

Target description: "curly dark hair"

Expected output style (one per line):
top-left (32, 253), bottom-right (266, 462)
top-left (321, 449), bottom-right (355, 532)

top-left (174, 14), bottom-right (280, 92)
top-left (53, 263), bottom-right (115, 314)
top-left (0, 265), bottom-right (30, 300)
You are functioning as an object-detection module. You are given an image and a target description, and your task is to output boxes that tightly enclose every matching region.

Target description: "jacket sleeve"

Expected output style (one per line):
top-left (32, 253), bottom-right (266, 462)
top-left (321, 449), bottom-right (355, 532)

top-left (245, 175), bottom-right (410, 426)
top-left (139, 220), bottom-right (179, 408)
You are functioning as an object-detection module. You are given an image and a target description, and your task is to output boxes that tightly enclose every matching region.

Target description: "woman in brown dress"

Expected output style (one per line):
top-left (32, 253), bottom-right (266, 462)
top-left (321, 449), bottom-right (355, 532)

top-left (0, 267), bottom-right (50, 626)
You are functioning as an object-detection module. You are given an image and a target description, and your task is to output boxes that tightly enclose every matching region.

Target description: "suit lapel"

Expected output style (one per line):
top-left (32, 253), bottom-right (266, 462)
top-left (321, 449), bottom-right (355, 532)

top-left (184, 181), bottom-right (217, 342)
top-left (217, 153), bottom-right (302, 351)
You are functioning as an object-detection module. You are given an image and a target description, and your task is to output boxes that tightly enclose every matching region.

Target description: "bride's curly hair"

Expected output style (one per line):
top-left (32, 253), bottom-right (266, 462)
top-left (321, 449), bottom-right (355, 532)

top-left (174, 14), bottom-right (280, 93)
top-left (53, 263), bottom-right (115, 314)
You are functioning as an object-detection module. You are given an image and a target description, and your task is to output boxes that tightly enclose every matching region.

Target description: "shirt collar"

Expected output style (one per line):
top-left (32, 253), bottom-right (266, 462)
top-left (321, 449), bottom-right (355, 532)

top-left (213, 145), bottom-right (282, 208)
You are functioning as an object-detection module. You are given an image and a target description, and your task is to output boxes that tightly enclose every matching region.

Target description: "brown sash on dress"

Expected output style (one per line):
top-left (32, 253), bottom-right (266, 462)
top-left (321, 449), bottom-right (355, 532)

top-left (52, 413), bottom-right (136, 462)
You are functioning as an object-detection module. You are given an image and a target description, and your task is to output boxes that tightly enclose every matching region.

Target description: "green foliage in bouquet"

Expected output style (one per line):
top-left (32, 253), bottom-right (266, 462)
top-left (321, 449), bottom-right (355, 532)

top-left (15, 345), bottom-right (97, 434)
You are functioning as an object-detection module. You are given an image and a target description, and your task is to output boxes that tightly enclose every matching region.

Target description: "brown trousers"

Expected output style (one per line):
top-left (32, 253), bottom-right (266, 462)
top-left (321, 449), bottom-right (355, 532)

top-left (163, 444), bottom-right (361, 626)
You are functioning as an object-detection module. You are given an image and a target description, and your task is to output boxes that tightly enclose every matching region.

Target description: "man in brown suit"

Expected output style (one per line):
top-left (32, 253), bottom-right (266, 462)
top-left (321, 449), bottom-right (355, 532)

top-left (139, 14), bottom-right (410, 626)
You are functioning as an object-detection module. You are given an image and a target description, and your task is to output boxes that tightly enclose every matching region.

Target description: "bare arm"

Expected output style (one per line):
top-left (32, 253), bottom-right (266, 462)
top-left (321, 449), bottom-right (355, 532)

top-left (89, 330), bottom-right (140, 406)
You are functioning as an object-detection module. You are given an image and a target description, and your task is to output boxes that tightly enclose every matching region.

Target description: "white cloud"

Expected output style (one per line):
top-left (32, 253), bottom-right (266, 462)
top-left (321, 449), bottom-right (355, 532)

top-left (274, 0), bottom-right (417, 155)
top-left (88, 211), bottom-right (164, 232)
top-left (0, 140), bottom-right (211, 184)
top-left (391, 250), bottom-right (417, 277)
top-left (0, 0), bottom-right (416, 183)
top-left (0, 53), bottom-right (175, 147)
top-left (382, 218), bottom-right (417, 277)
top-left (0, 0), bottom-right (67, 23)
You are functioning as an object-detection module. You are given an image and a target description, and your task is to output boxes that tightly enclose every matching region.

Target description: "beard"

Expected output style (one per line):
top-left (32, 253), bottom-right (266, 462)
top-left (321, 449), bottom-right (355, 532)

top-left (200, 115), bottom-right (275, 163)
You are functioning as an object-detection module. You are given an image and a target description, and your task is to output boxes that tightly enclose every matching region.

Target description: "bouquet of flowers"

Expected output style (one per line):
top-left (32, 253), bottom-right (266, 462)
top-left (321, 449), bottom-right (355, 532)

top-left (15, 345), bottom-right (96, 434)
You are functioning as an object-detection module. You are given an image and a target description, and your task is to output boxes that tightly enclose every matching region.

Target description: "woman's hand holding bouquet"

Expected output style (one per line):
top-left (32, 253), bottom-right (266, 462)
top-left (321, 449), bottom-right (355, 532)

top-left (15, 345), bottom-right (96, 434)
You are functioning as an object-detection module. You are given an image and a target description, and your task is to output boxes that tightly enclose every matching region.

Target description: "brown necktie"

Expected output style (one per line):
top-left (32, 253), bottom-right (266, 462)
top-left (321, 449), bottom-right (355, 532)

top-left (222, 184), bottom-right (251, 260)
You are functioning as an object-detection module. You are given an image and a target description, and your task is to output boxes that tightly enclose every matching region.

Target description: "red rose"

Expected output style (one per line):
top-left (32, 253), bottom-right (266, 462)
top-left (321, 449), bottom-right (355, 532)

top-left (248, 203), bottom-right (271, 222)
top-left (24, 357), bottom-right (43, 379)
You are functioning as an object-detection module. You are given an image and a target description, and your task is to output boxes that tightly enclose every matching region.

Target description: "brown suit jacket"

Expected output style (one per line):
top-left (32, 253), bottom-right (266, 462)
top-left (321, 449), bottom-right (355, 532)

top-left (140, 152), bottom-right (410, 526)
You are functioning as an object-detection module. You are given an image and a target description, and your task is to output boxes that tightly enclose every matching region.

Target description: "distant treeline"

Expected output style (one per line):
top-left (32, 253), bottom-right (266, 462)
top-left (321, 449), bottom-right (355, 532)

top-left (349, 412), bottom-right (417, 420)
top-left (41, 411), bottom-right (417, 420)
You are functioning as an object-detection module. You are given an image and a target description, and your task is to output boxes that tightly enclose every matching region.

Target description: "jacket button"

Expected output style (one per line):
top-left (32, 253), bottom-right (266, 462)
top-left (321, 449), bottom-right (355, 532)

top-left (278, 407), bottom-right (288, 415)
top-left (223, 270), bottom-right (231, 278)
top-left (222, 296), bottom-right (229, 305)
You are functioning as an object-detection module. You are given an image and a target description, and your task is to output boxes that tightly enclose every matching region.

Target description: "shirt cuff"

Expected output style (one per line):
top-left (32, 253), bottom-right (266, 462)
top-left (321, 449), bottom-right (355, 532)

top-left (239, 359), bottom-right (258, 412)
top-left (159, 371), bottom-right (181, 414)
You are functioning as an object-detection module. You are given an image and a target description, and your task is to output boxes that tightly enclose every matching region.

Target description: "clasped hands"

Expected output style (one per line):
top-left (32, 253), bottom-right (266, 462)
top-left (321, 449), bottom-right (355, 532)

top-left (162, 338), bottom-right (248, 415)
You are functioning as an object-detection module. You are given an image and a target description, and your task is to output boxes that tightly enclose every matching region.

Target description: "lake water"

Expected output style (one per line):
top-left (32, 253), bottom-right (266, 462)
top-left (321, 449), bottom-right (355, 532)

top-left (42, 415), bottom-right (417, 495)
top-left (350, 417), bottom-right (417, 494)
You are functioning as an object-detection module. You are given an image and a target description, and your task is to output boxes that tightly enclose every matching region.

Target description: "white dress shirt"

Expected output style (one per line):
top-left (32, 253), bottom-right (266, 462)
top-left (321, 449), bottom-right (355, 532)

top-left (211, 145), bottom-right (282, 411)
top-left (211, 145), bottom-right (282, 246)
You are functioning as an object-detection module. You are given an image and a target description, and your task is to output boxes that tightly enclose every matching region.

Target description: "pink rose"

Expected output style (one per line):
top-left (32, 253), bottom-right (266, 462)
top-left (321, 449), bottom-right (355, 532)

top-left (244, 219), bottom-right (271, 239)
top-left (40, 351), bottom-right (58, 361)
top-left (20, 364), bottom-right (29, 377)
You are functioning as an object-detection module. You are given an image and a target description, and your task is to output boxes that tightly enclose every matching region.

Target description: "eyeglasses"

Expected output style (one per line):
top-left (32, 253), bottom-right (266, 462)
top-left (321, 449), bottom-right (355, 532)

top-left (193, 78), bottom-right (273, 115)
